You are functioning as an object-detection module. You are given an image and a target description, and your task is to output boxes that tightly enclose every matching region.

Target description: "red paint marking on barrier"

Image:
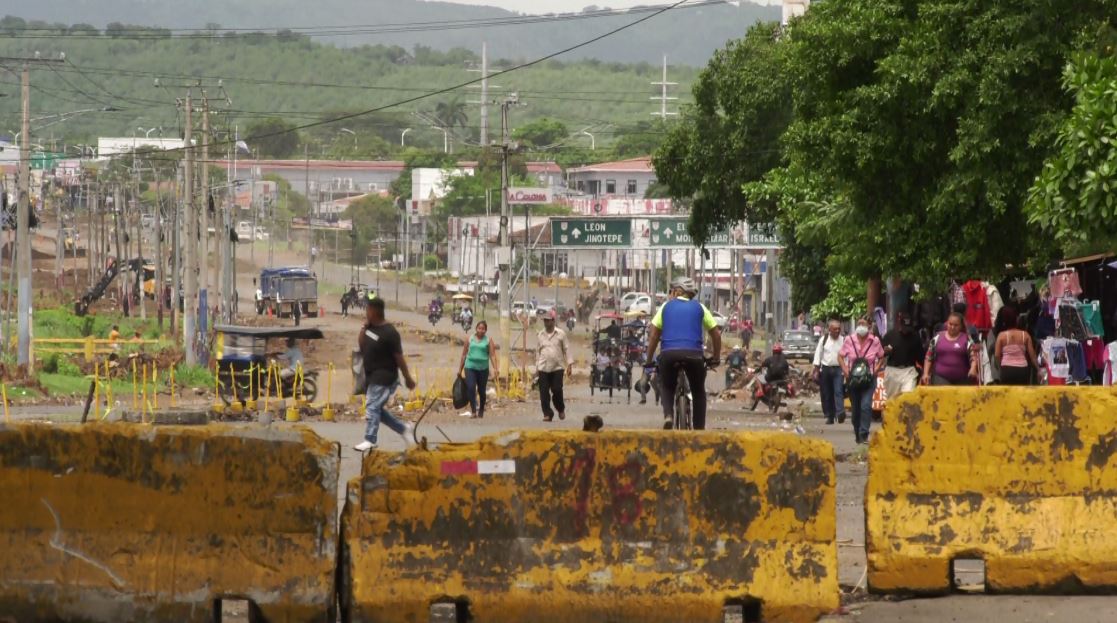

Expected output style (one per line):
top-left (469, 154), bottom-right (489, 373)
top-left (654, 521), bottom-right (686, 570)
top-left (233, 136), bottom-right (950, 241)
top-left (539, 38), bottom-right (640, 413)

top-left (441, 460), bottom-right (477, 475)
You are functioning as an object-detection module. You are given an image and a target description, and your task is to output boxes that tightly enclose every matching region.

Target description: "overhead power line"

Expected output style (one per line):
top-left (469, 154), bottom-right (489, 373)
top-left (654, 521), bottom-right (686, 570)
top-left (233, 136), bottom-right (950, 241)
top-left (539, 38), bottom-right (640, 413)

top-left (0, 0), bottom-right (726, 40)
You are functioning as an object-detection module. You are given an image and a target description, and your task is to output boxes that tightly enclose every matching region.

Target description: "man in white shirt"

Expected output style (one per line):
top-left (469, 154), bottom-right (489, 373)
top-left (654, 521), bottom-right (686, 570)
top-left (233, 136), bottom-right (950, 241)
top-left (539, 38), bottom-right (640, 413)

top-left (812, 319), bottom-right (846, 425)
top-left (536, 312), bottom-right (573, 422)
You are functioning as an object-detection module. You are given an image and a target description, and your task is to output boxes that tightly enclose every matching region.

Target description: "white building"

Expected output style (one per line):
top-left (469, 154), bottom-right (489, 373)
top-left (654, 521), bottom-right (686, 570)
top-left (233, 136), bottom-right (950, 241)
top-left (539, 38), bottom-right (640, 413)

top-left (96, 137), bottom-right (186, 158)
top-left (782, 0), bottom-right (810, 25)
top-left (566, 157), bottom-right (659, 199)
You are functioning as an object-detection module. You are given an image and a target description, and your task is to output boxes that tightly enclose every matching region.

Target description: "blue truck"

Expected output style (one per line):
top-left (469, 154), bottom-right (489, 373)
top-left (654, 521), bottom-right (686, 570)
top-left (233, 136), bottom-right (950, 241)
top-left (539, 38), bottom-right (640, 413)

top-left (256, 267), bottom-right (318, 318)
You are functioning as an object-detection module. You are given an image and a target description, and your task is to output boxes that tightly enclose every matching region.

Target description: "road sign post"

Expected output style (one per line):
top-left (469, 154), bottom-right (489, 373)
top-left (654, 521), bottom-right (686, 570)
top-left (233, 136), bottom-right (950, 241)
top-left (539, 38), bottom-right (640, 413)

top-left (550, 218), bottom-right (632, 247)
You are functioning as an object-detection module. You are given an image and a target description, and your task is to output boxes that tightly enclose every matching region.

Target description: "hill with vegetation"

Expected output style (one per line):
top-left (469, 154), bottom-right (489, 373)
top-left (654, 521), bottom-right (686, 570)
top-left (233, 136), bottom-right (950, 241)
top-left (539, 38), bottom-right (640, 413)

top-left (1, 1), bottom-right (779, 66)
top-left (0, 18), bottom-right (708, 159)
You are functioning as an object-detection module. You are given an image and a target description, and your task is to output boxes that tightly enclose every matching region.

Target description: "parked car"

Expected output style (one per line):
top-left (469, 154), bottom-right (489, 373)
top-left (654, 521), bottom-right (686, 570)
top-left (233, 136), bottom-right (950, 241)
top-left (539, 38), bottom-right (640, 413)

top-left (710, 310), bottom-right (729, 330)
top-left (511, 301), bottom-right (536, 318)
top-left (780, 330), bottom-right (816, 359)
top-left (254, 227), bottom-right (270, 241)
top-left (627, 294), bottom-right (653, 315)
top-left (620, 291), bottom-right (648, 310)
top-left (536, 299), bottom-right (558, 316)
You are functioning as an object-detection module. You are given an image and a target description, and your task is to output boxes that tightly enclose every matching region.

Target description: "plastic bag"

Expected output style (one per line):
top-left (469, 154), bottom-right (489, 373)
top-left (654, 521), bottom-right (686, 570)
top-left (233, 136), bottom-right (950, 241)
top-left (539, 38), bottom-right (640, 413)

top-left (452, 375), bottom-right (469, 409)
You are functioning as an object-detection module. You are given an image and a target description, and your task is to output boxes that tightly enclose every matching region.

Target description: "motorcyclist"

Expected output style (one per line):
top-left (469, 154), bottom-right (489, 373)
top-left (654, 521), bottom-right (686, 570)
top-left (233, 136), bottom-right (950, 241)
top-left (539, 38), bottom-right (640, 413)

top-left (725, 344), bottom-right (747, 387)
top-left (461, 305), bottom-right (474, 328)
top-left (760, 343), bottom-right (790, 385)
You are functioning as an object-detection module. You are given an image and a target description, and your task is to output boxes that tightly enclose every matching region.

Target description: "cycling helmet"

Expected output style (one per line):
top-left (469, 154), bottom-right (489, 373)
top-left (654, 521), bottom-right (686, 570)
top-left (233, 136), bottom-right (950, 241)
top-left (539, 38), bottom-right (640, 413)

top-left (670, 276), bottom-right (697, 295)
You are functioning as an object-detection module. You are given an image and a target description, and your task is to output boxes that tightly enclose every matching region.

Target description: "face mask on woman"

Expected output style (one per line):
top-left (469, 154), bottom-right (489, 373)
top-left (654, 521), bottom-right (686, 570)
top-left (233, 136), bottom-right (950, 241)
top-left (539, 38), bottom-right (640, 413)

top-left (855, 325), bottom-right (869, 337)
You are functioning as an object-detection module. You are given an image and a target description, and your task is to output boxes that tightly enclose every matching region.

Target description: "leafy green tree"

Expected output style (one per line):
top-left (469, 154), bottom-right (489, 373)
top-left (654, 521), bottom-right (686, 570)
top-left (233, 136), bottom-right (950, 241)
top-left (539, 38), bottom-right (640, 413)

top-left (612, 120), bottom-right (668, 159)
top-left (244, 117), bottom-right (302, 159)
top-left (777, 0), bottom-right (1115, 286)
top-left (653, 22), bottom-right (792, 239)
top-left (1027, 51), bottom-right (1117, 248)
top-left (513, 118), bottom-right (568, 149)
top-left (344, 194), bottom-right (399, 260)
top-left (433, 97), bottom-right (469, 153)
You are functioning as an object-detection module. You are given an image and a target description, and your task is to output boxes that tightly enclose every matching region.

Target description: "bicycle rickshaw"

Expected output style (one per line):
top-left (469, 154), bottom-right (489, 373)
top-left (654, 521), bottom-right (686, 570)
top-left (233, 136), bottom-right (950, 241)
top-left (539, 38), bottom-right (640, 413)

top-left (214, 325), bottom-right (324, 407)
top-left (590, 312), bottom-right (633, 400)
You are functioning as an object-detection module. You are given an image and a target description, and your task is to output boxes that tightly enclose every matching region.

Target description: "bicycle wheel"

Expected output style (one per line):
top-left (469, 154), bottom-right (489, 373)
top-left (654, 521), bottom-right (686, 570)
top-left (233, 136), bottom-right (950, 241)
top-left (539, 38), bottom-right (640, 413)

top-left (673, 368), bottom-right (693, 430)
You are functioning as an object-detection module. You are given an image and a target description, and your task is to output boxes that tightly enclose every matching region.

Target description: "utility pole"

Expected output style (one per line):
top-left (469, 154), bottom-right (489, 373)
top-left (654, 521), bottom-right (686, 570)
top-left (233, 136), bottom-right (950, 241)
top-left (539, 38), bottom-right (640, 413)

top-left (467, 42), bottom-right (500, 147)
top-left (201, 93), bottom-right (211, 319)
top-left (7, 55), bottom-right (64, 367)
top-left (497, 93), bottom-right (521, 375)
top-left (182, 91), bottom-right (197, 365)
top-left (305, 145), bottom-right (312, 267)
top-left (650, 55), bottom-right (678, 121)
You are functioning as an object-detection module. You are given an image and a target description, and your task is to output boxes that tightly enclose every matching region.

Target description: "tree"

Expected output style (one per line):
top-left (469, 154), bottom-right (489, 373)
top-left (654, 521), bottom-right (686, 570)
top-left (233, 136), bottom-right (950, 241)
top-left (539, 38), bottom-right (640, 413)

top-left (1027, 51), bottom-right (1117, 249)
top-left (653, 22), bottom-right (792, 240)
top-left (776, 0), bottom-right (1116, 286)
top-left (613, 120), bottom-right (668, 159)
top-left (244, 117), bottom-right (302, 159)
top-left (344, 194), bottom-right (399, 261)
top-left (513, 118), bottom-right (568, 149)
top-left (433, 98), bottom-right (469, 153)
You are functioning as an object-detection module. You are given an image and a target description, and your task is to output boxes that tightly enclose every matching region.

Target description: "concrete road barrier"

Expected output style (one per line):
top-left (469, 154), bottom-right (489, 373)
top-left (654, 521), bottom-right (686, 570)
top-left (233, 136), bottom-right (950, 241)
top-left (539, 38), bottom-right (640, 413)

top-left (868, 387), bottom-right (1117, 594)
top-left (0, 422), bottom-right (340, 622)
top-left (340, 430), bottom-right (837, 623)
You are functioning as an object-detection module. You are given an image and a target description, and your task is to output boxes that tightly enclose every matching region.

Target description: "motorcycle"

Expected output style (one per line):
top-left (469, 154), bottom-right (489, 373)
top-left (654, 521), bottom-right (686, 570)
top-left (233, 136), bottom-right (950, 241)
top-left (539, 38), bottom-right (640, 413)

top-left (749, 370), bottom-right (789, 415)
top-left (725, 364), bottom-right (746, 388)
top-left (428, 308), bottom-right (442, 326)
top-left (566, 315), bottom-right (575, 331)
top-left (460, 315), bottom-right (473, 331)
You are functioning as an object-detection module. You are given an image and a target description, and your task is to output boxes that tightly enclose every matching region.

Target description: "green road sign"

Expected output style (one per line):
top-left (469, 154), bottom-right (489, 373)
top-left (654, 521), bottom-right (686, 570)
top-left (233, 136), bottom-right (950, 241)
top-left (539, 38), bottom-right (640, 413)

top-left (551, 218), bottom-right (631, 247)
top-left (746, 223), bottom-right (782, 248)
top-left (649, 218), bottom-right (732, 247)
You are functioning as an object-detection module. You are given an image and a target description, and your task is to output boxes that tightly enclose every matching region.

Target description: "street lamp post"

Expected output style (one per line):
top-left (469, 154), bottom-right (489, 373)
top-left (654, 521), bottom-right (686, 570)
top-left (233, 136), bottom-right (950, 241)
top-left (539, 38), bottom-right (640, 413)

top-left (400, 128), bottom-right (412, 146)
top-left (580, 130), bottom-right (595, 151)
top-left (339, 128), bottom-right (356, 151)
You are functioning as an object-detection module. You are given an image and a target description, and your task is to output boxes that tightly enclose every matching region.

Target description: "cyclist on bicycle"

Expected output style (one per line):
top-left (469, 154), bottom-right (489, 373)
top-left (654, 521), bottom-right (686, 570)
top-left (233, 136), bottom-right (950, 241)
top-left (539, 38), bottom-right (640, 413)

top-left (645, 276), bottom-right (722, 430)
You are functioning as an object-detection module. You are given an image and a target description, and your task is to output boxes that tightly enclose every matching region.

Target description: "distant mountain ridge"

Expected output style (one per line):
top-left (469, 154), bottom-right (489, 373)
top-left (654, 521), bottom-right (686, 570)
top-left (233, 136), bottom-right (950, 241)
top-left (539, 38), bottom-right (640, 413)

top-left (2, 0), bottom-right (779, 65)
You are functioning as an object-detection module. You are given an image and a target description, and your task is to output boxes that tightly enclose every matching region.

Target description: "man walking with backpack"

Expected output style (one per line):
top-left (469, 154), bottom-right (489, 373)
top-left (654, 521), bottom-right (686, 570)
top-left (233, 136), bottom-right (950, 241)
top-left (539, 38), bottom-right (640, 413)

top-left (840, 316), bottom-right (885, 445)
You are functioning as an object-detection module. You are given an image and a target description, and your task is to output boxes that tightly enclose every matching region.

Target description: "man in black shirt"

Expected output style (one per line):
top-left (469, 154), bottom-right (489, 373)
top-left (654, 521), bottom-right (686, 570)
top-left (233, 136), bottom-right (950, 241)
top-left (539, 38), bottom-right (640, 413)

top-left (882, 312), bottom-right (924, 401)
top-left (354, 296), bottom-right (418, 452)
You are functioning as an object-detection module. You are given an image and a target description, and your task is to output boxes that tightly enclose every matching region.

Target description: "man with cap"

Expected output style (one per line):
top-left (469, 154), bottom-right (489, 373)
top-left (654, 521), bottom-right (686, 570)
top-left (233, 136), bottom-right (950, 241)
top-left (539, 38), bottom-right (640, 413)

top-left (536, 310), bottom-right (573, 422)
top-left (881, 311), bottom-right (924, 401)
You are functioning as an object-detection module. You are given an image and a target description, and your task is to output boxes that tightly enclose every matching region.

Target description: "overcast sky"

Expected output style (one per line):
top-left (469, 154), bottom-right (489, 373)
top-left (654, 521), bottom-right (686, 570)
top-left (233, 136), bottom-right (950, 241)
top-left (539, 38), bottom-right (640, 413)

top-left (438, 0), bottom-right (780, 14)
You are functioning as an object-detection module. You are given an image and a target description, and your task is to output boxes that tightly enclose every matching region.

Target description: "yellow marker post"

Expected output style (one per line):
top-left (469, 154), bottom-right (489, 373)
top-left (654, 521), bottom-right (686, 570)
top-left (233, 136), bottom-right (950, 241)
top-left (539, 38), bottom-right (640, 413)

top-left (2, 383), bottom-right (9, 423)
top-left (103, 361), bottom-right (113, 421)
top-left (169, 366), bottom-right (176, 408)
top-left (131, 359), bottom-right (139, 411)
top-left (262, 363), bottom-right (273, 413)
top-left (92, 364), bottom-right (100, 419)
top-left (151, 366), bottom-right (158, 410)
top-left (228, 363), bottom-right (243, 415)
top-left (245, 364), bottom-right (258, 411)
top-left (211, 361), bottom-right (225, 414)
top-left (141, 364), bottom-right (148, 424)
top-left (285, 364), bottom-right (300, 422)
top-left (321, 363), bottom-right (335, 422)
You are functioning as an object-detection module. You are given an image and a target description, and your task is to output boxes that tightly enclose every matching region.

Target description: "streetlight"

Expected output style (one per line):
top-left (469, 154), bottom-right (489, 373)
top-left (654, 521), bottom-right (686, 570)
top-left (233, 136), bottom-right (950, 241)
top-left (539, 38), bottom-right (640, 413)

top-left (580, 130), bottom-right (596, 151)
top-left (400, 128), bottom-right (412, 146)
top-left (339, 127), bottom-right (357, 150)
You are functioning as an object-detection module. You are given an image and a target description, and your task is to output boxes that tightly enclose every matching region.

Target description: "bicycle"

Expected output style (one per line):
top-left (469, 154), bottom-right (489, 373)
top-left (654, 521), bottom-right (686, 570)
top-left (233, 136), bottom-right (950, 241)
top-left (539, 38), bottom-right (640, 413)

top-left (654, 356), bottom-right (718, 431)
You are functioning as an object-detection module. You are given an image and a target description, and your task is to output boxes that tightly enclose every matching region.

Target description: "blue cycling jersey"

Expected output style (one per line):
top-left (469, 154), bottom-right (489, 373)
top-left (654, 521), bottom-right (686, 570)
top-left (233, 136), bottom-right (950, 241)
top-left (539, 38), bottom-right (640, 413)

top-left (658, 298), bottom-right (706, 352)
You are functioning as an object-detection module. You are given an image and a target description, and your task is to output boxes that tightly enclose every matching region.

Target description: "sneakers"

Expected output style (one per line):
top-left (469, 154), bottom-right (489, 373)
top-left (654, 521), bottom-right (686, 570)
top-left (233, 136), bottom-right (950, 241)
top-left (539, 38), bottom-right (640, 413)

top-left (543, 415), bottom-right (553, 422)
top-left (837, 412), bottom-right (847, 424)
top-left (662, 417), bottom-right (674, 430)
top-left (825, 418), bottom-right (835, 425)
top-left (400, 422), bottom-right (416, 447)
top-left (557, 411), bottom-right (565, 421)
top-left (353, 440), bottom-right (375, 452)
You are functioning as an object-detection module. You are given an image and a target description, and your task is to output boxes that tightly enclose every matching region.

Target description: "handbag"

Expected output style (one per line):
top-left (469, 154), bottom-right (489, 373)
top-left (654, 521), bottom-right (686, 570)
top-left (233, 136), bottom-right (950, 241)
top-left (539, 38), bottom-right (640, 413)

top-left (351, 350), bottom-right (368, 395)
top-left (452, 374), bottom-right (469, 410)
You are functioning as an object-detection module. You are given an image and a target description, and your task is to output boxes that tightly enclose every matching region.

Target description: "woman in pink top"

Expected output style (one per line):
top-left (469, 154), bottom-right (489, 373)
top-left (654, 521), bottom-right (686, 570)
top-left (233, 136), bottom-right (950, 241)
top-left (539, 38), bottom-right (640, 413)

top-left (995, 308), bottom-right (1037, 385)
top-left (839, 317), bottom-right (885, 445)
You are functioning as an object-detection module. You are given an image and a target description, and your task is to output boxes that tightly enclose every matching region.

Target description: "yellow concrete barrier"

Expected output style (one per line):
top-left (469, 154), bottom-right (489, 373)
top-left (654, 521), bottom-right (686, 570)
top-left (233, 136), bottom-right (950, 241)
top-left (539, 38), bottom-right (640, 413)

top-left (340, 430), bottom-right (837, 623)
top-left (868, 387), bottom-right (1117, 594)
top-left (0, 423), bottom-right (340, 622)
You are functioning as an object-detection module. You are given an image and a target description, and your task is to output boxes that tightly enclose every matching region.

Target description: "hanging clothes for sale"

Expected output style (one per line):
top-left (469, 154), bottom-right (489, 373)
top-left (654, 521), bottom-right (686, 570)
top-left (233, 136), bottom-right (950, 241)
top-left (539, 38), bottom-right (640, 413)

top-left (983, 282), bottom-right (1004, 327)
top-left (949, 280), bottom-right (966, 306)
top-left (1084, 337), bottom-right (1108, 379)
top-left (1009, 280), bottom-right (1037, 302)
top-left (1077, 300), bottom-right (1104, 337)
top-left (1104, 341), bottom-right (1117, 386)
top-left (1049, 267), bottom-right (1083, 299)
top-left (1042, 337), bottom-right (1071, 385)
top-left (1058, 300), bottom-right (1090, 341)
top-left (962, 280), bottom-right (992, 332)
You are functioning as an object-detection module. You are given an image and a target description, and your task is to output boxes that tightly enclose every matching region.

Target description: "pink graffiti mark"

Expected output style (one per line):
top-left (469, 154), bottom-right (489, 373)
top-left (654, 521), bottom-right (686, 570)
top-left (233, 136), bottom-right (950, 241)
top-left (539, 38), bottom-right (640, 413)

top-left (567, 447), bottom-right (597, 538)
top-left (607, 460), bottom-right (643, 526)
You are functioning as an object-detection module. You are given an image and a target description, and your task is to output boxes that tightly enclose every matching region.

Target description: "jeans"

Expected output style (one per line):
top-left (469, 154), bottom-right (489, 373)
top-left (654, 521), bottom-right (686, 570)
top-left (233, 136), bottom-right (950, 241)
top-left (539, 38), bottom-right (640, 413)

top-left (464, 367), bottom-right (489, 413)
top-left (848, 384), bottom-right (873, 442)
top-left (658, 350), bottom-right (708, 430)
top-left (819, 366), bottom-right (845, 422)
top-left (364, 382), bottom-right (406, 445)
top-left (538, 369), bottom-right (566, 418)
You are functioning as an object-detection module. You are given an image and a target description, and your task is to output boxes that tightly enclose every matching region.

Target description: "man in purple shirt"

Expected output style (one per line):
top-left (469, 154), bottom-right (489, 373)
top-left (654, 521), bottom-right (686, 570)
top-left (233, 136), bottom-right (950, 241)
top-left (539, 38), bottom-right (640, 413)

top-left (839, 317), bottom-right (886, 445)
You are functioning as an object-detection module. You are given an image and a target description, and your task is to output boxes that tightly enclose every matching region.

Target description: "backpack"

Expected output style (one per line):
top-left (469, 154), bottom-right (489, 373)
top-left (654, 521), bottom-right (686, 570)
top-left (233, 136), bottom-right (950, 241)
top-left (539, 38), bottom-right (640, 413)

top-left (847, 337), bottom-right (876, 390)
